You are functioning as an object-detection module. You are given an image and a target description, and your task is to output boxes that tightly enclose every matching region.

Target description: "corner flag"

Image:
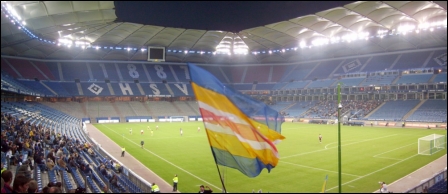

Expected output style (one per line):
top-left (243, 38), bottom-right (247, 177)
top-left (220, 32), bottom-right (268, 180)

top-left (321, 175), bottom-right (328, 193)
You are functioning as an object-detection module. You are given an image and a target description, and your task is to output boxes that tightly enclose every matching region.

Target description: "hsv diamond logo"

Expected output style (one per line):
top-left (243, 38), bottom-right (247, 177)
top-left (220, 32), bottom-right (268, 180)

top-left (87, 83), bottom-right (103, 95)
top-left (342, 60), bottom-right (362, 73)
top-left (434, 53), bottom-right (447, 67)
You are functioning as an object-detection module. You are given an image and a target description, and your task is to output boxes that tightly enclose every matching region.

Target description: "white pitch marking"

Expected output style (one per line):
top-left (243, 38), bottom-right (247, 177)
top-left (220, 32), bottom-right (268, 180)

top-left (372, 142), bottom-right (417, 161)
top-left (280, 161), bottom-right (362, 177)
top-left (282, 134), bottom-right (398, 159)
top-left (325, 154), bottom-right (418, 192)
top-left (101, 124), bottom-right (222, 191)
top-left (373, 156), bottom-right (402, 161)
top-left (372, 142), bottom-right (416, 158)
top-left (324, 140), bottom-right (357, 149)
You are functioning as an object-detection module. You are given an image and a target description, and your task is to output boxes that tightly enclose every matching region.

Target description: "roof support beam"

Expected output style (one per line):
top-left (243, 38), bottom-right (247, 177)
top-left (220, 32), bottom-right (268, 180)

top-left (286, 20), bottom-right (329, 38)
top-left (342, 7), bottom-right (389, 31)
top-left (166, 29), bottom-right (188, 48)
top-left (142, 27), bottom-right (166, 46)
top-left (181, 30), bottom-right (208, 51)
top-left (380, 1), bottom-right (419, 23)
top-left (114, 24), bottom-right (145, 47)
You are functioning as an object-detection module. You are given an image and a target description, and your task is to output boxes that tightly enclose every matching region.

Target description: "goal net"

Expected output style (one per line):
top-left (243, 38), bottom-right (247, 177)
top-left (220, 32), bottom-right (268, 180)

top-left (169, 116), bottom-right (184, 123)
top-left (418, 134), bottom-right (446, 155)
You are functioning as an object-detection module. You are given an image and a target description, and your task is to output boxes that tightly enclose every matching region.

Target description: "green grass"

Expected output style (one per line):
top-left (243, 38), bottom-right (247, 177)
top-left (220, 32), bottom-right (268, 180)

top-left (93, 122), bottom-right (447, 193)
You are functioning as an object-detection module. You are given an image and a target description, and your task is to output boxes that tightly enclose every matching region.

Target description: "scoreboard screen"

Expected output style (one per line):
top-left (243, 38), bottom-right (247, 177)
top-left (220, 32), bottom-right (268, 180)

top-left (148, 47), bottom-right (165, 62)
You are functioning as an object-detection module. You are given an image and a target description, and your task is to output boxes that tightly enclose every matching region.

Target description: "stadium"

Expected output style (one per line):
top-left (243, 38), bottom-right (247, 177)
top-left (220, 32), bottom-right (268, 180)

top-left (1, 1), bottom-right (447, 193)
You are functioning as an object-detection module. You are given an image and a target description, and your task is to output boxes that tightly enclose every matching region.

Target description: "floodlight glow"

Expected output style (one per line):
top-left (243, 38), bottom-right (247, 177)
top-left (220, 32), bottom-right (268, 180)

top-left (299, 41), bottom-right (306, 48)
top-left (419, 22), bottom-right (429, 29)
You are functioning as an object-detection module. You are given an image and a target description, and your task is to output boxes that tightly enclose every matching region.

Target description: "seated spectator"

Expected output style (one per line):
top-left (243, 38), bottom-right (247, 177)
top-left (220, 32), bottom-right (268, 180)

top-left (42, 186), bottom-right (49, 193)
top-left (56, 148), bottom-right (63, 159)
top-left (35, 155), bottom-right (47, 173)
top-left (1, 177), bottom-right (3, 192)
top-left (74, 187), bottom-right (86, 193)
top-left (109, 174), bottom-right (118, 188)
top-left (12, 174), bottom-right (31, 193)
top-left (1, 170), bottom-right (13, 193)
top-left (46, 158), bottom-right (55, 171)
top-left (58, 156), bottom-right (68, 172)
top-left (1, 163), bottom-right (6, 174)
top-left (99, 164), bottom-right (107, 176)
top-left (87, 148), bottom-right (95, 156)
top-left (17, 160), bottom-right (32, 178)
top-left (114, 163), bottom-right (121, 173)
top-left (49, 186), bottom-right (62, 193)
top-left (47, 149), bottom-right (56, 163)
top-left (13, 154), bottom-right (24, 166)
top-left (27, 180), bottom-right (38, 193)
top-left (83, 164), bottom-right (92, 175)
top-left (69, 157), bottom-right (78, 169)
top-left (101, 185), bottom-right (108, 193)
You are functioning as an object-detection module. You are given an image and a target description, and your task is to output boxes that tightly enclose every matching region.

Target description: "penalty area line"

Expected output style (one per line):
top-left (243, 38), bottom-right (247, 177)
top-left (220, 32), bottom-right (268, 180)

top-left (282, 134), bottom-right (397, 159)
top-left (280, 161), bottom-right (362, 178)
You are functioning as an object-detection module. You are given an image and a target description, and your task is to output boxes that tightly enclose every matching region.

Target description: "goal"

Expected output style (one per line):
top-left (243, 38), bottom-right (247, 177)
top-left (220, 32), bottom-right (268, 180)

top-left (418, 134), bottom-right (446, 155)
top-left (169, 116), bottom-right (184, 123)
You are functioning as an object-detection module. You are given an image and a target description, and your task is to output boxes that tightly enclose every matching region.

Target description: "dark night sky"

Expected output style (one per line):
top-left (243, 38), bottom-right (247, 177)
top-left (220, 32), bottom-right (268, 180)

top-left (115, 1), bottom-right (355, 32)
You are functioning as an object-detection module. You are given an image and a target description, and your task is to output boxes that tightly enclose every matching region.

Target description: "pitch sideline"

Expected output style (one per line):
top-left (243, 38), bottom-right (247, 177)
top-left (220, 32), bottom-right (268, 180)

top-left (325, 154), bottom-right (419, 192)
top-left (101, 124), bottom-right (223, 191)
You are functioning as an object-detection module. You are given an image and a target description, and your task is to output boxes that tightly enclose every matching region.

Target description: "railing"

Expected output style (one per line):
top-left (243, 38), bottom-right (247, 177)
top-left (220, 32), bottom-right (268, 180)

top-left (405, 169), bottom-right (447, 193)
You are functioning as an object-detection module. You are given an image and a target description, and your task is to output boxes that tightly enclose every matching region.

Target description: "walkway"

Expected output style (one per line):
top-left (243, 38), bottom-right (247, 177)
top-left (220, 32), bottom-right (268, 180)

top-left (374, 154), bottom-right (447, 193)
top-left (86, 123), bottom-right (179, 193)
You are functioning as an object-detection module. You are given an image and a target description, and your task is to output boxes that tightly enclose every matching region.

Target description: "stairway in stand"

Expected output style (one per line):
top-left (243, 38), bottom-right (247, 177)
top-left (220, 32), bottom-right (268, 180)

top-left (111, 102), bottom-right (123, 121)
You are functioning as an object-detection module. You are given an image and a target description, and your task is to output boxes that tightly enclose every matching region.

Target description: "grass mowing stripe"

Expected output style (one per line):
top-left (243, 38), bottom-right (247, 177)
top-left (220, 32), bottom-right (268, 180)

top-left (100, 124), bottom-right (223, 191)
top-left (95, 122), bottom-right (446, 192)
top-left (282, 134), bottom-right (397, 159)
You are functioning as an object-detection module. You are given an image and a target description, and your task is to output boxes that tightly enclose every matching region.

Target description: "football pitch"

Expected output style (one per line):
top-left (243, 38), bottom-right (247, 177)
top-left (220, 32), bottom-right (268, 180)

top-left (93, 122), bottom-right (447, 193)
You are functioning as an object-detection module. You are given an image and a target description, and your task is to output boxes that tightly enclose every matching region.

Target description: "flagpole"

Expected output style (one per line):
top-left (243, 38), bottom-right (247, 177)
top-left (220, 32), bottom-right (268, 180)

top-left (337, 83), bottom-right (342, 193)
top-left (199, 105), bottom-right (227, 193)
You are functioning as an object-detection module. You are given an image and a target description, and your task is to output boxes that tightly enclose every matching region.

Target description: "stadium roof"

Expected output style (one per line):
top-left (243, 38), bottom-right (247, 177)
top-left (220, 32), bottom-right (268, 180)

top-left (1, 1), bottom-right (447, 64)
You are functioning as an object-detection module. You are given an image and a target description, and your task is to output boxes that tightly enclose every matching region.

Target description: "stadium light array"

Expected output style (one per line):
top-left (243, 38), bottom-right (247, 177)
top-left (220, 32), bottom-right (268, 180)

top-left (2, 1), bottom-right (447, 57)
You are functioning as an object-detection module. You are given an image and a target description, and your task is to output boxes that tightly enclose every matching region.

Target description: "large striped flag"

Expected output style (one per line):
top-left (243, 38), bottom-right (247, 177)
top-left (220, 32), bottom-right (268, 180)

top-left (188, 63), bottom-right (285, 178)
